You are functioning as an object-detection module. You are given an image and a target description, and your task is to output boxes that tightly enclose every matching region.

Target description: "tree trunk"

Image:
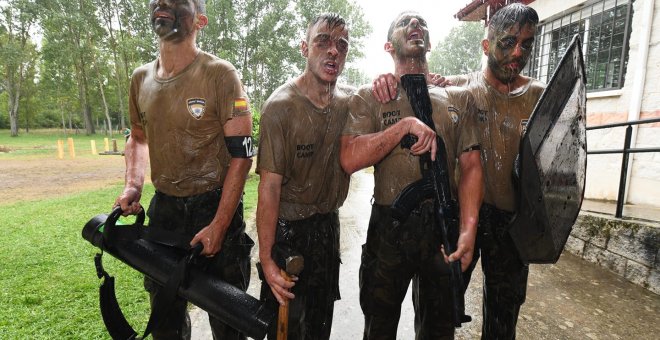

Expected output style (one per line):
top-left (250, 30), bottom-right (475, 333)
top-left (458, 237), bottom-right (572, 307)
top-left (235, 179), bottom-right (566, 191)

top-left (106, 0), bottom-right (127, 130)
top-left (5, 54), bottom-right (24, 137)
top-left (95, 69), bottom-right (113, 137)
top-left (111, 0), bottom-right (130, 130)
top-left (9, 89), bottom-right (20, 137)
top-left (76, 59), bottom-right (95, 135)
top-left (60, 103), bottom-right (67, 135)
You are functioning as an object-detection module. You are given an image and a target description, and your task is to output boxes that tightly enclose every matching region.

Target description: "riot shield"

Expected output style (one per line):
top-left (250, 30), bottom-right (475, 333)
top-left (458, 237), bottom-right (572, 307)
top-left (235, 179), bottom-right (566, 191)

top-left (509, 34), bottom-right (587, 264)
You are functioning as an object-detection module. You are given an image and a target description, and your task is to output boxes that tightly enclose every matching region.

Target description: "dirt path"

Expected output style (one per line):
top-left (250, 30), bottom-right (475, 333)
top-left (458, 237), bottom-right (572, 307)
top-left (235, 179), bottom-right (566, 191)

top-left (0, 156), bottom-right (132, 205)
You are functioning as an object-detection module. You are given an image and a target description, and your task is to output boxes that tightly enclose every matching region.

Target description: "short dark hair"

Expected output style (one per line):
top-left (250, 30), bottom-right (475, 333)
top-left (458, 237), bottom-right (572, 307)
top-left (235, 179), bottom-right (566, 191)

top-left (387, 11), bottom-right (423, 41)
top-left (487, 3), bottom-right (539, 40)
top-left (306, 13), bottom-right (347, 42)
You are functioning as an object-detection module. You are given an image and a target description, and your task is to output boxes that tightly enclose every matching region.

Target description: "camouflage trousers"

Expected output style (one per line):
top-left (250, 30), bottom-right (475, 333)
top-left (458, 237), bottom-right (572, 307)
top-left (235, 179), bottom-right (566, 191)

top-left (259, 211), bottom-right (341, 340)
top-left (144, 189), bottom-right (254, 340)
top-left (360, 203), bottom-right (455, 340)
top-left (463, 203), bottom-right (529, 340)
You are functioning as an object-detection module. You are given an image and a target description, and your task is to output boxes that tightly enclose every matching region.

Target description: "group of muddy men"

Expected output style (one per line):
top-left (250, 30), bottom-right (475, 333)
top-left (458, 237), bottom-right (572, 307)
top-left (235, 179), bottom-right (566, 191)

top-left (114, 0), bottom-right (546, 339)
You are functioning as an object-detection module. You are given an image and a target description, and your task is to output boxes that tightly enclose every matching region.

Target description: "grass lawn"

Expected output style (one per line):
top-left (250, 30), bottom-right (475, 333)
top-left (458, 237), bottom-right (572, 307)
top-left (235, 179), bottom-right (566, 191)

top-left (0, 128), bottom-right (127, 158)
top-left (0, 184), bottom-right (152, 339)
top-left (0, 129), bottom-right (260, 338)
top-left (0, 170), bottom-right (260, 338)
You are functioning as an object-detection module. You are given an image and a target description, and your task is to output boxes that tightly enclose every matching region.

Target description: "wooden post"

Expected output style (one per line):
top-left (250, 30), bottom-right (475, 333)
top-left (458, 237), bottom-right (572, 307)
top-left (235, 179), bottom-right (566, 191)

top-left (90, 140), bottom-right (97, 155)
top-left (104, 138), bottom-right (110, 152)
top-left (112, 139), bottom-right (118, 152)
top-left (67, 137), bottom-right (76, 159)
top-left (57, 140), bottom-right (64, 159)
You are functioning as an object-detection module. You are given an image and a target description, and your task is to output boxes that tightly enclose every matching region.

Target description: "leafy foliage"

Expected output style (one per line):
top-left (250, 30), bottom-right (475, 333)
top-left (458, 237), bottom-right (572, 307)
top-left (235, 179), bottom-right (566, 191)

top-left (0, 0), bottom-right (371, 134)
top-left (428, 22), bottom-right (485, 76)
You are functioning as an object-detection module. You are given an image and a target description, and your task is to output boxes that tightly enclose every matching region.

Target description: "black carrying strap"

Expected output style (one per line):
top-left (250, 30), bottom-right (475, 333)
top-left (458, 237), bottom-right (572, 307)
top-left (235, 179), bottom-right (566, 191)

top-left (96, 253), bottom-right (138, 340)
top-left (94, 207), bottom-right (203, 340)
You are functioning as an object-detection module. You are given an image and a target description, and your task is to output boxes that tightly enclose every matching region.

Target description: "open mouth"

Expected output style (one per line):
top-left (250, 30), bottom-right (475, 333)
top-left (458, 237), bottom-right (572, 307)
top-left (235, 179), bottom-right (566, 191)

top-left (324, 60), bottom-right (338, 74)
top-left (153, 10), bottom-right (174, 21)
top-left (408, 29), bottom-right (423, 41)
top-left (506, 62), bottom-right (520, 71)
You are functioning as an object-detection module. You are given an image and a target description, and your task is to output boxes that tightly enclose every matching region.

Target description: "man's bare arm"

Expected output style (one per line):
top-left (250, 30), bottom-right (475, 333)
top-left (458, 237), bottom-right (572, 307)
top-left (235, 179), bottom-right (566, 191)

top-left (340, 117), bottom-right (437, 174)
top-left (371, 73), bottom-right (452, 104)
top-left (115, 124), bottom-right (149, 215)
top-left (257, 170), bottom-right (295, 305)
top-left (191, 114), bottom-right (253, 256)
top-left (447, 149), bottom-right (483, 271)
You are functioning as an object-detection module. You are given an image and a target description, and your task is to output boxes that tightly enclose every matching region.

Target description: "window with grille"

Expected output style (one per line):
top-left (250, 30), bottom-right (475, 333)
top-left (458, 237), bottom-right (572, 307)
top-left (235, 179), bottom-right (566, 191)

top-left (525, 0), bottom-right (634, 91)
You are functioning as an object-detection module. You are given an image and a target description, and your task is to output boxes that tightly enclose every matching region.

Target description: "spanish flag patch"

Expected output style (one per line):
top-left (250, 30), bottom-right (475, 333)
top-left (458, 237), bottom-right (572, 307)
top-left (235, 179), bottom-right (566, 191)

top-left (233, 98), bottom-right (249, 113)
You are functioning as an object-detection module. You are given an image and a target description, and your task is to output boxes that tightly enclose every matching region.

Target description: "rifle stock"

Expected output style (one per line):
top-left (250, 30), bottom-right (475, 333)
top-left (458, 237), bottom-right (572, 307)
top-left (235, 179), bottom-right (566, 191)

top-left (391, 74), bottom-right (471, 327)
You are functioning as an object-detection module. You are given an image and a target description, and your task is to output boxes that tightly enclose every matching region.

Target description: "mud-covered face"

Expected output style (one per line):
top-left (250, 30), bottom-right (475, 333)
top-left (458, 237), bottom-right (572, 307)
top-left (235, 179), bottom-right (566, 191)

top-left (486, 22), bottom-right (536, 84)
top-left (149, 0), bottom-right (197, 42)
top-left (389, 13), bottom-right (431, 58)
top-left (303, 21), bottom-right (349, 84)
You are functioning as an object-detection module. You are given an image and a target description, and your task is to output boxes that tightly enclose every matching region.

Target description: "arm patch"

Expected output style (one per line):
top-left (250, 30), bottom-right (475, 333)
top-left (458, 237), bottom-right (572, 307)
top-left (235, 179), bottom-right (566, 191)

top-left (225, 136), bottom-right (255, 158)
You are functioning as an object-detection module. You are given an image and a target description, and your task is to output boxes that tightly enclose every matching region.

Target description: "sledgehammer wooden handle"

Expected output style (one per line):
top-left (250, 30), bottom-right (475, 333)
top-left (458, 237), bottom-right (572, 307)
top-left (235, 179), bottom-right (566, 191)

top-left (272, 243), bottom-right (303, 340)
top-left (277, 270), bottom-right (292, 340)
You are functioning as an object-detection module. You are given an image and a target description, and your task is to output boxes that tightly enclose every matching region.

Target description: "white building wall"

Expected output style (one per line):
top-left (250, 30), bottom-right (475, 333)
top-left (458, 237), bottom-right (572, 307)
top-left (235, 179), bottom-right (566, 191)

top-left (530, 0), bottom-right (660, 207)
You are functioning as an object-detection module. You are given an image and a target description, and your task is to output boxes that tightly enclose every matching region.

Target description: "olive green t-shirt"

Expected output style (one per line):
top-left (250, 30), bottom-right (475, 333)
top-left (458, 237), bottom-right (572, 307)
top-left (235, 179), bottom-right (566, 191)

top-left (257, 82), bottom-right (354, 221)
top-left (129, 51), bottom-right (251, 197)
top-left (447, 71), bottom-right (545, 212)
top-left (342, 84), bottom-right (480, 206)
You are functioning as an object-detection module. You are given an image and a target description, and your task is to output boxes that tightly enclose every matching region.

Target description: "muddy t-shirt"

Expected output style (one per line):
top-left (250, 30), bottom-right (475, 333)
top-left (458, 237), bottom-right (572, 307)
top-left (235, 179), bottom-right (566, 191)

top-left (447, 71), bottom-right (545, 212)
top-left (257, 82), bottom-right (354, 221)
top-left (342, 84), bottom-right (480, 206)
top-left (129, 51), bottom-right (251, 197)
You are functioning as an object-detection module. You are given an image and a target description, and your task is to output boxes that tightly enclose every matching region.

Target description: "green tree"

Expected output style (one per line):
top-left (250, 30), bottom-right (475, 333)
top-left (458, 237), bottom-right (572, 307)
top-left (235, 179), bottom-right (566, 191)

top-left (38, 0), bottom-right (95, 134)
top-left (341, 64), bottom-right (370, 87)
top-left (198, 0), bottom-right (371, 108)
top-left (428, 22), bottom-right (484, 76)
top-left (2, 0), bottom-right (371, 131)
top-left (294, 0), bottom-right (370, 68)
top-left (18, 57), bottom-right (37, 131)
top-left (0, 0), bottom-right (39, 137)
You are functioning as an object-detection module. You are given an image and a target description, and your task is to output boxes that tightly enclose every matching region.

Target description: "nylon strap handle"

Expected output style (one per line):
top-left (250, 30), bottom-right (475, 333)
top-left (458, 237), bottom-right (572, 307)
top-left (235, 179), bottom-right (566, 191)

top-left (95, 208), bottom-right (203, 340)
top-left (96, 253), bottom-right (139, 340)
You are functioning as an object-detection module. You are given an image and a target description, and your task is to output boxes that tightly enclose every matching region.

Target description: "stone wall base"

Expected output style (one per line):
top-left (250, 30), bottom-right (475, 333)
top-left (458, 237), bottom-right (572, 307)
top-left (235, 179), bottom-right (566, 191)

top-left (565, 213), bottom-right (660, 295)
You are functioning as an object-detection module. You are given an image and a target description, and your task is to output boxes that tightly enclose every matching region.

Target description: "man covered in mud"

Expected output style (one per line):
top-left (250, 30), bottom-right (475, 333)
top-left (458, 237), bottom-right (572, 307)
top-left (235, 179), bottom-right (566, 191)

top-left (256, 13), bottom-right (353, 340)
top-left (450, 5), bottom-right (545, 339)
top-left (340, 11), bottom-right (483, 339)
top-left (372, 3), bottom-right (545, 339)
top-left (114, 0), bottom-right (255, 338)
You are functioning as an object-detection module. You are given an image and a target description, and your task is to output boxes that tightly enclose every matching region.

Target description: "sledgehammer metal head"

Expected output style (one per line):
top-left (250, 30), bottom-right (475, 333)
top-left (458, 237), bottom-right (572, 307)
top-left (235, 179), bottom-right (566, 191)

top-left (271, 243), bottom-right (304, 276)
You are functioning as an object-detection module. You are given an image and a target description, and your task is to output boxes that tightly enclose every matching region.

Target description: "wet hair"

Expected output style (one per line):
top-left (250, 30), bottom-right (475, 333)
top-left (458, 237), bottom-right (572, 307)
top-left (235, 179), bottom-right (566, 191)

top-left (387, 11), bottom-right (423, 41)
top-left (192, 0), bottom-right (206, 15)
top-left (305, 13), bottom-right (347, 42)
top-left (487, 3), bottom-right (538, 40)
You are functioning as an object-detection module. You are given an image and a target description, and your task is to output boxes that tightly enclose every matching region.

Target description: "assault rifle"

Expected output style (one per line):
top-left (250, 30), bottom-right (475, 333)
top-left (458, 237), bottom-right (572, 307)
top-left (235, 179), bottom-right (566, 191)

top-left (391, 74), bottom-right (471, 328)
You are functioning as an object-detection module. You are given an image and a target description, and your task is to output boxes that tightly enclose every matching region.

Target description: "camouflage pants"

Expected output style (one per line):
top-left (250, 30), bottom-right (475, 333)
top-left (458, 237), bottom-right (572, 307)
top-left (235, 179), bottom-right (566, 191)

top-left (360, 203), bottom-right (454, 340)
top-left (463, 204), bottom-right (529, 340)
top-left (259, 211), bottom-right (341, 340)
top-left (144, 189), bottom-right (254, 340)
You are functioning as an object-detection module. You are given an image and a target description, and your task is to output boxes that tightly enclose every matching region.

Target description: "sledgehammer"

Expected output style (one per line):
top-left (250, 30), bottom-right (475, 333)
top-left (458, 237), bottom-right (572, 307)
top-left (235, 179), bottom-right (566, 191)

top-left (271, 243), bottom-right (304, 340)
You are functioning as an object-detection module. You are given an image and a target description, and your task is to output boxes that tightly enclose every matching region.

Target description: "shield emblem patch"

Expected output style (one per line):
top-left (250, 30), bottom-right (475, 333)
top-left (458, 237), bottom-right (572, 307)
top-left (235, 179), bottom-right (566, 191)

top-left (187, 98), bottom-right (206, 119)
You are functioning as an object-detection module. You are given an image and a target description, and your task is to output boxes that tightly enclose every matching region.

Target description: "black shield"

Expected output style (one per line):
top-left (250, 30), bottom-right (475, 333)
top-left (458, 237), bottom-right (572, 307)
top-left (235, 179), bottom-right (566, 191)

top-left (509, 35), bottom-right (588, 264)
